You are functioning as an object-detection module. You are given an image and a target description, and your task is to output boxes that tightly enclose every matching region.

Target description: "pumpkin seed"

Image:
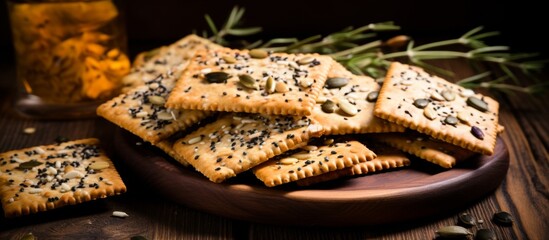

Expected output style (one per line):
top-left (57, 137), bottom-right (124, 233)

top-left (423, 107), bottom-right (437, 120)
top-left (89, 161), bottom-right (110, 170)
top-left (338, 98), bottom-right (358, 116)
top-left (275, 82), bottom-right (289, 93)
top-left (205, 72), bottom-right (230, 83)
top-left (458, 212), bottom-right (476, 227)
top-left (148, 95), bottom-right (165, 105)
top-left (112, 211), bottom-right (129, 218)
top-left (321, 100), bottom-right (337, 113)
top-left (265, 76), bottom-right (275, 93)
top-left (475, 229), bottom-right (496, 240)
top-left (436, 225), bottom-right (472, 238)
top-left (300, 79), bottom-right (313, 88)
top-left (471, 126), bottom-right (484, 140)
top-left (367, 91), bottom-right (379, 102)
top-left (326, 77), bottom-right (349, 89)
top-left (17, 160), bottom-right (43, 170)
top-left (238, 74), bottom-right (258, 90)
top-left (492, 211), bottom-right (513, 226)
top-left (457, 111), bottom-right (470, 124)
top-left (442, 90), bottom-right (456, 101)
top-left (249, 49), bottom-right (268, 59)
top-left (222, 55), bottom-right (236, 64)
top-left (297, 56), bottom-right (314, 65)
top-left (467, 97), bottom-right (489, 112)
top-left (460, 89), bottom-right (475, 97)
top-left (445, 116), bottom-right (458, 125)
top-left (430, 91), bottom-right (445, 101)
top-left (413, 98), bottom-right (430, 109)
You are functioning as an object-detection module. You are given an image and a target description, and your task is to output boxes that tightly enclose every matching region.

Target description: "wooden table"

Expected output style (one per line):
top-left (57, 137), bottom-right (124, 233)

top-left (0, 60), bottom-right (547, 239)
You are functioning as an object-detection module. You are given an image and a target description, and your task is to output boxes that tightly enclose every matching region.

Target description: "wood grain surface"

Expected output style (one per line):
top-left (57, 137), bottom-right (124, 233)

top-left (0, 60), bottom-right (547, 239)
top-left (114, 129), bottom-right (509, 226)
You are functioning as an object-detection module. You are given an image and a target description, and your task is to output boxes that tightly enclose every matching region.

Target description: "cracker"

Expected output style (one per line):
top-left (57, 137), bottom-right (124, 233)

top-left (370, 132), bottom-right (476, 168)
top-left (165, 48), bottom-right (334, 116)
top-left (310, 62), bottom-right (405, 134)
top-left (0, 139), bottom-right (126, 217)
top-left (121, 34), bottom-right (221, 92)
top-left (173, 114), bottom-right (324, 183)
top-left (97, 73), bottom-right (211, 144)
top-left (253, 139), bottom-right (376, 187)
top-left (374, 62), bottom-right (499, 155)
top-left (295, 142), bottom-right (410, 186)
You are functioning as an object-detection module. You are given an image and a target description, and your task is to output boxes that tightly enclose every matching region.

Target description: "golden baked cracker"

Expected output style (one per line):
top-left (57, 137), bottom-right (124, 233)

top-left (122, 34), bottom-right (222, 92)
top-left (253, 140), bottom-right (376, 187)
top-left (97, 73), bottom-right (211, 144)
top-left (374, 62), bottom-right (499, 155)
top-left (165, 48), bottom-right (334, 116)
top-left (0, 139), bottom-right (126, 217)
top-left (370, 132), bottom-right (477, 168)
top-left (173, 113), bottom-right (324, 183)
top-left (296, 141), bottom-right (410, 186)
top-left (310, 62), bottom-right (405, 134)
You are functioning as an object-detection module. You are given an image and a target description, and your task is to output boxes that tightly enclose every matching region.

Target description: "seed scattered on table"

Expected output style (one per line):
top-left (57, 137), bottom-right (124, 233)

top-left (457, 212), bottom-right (476, 227)
top-left (23, 127), bottom-right (36, 135)
top-left (475, 228), bottom-right (496, 240)
top-left (112, 211), bottom-right (129, 218)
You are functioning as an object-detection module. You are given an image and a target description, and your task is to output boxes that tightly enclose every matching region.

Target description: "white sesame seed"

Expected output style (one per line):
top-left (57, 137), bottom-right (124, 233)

top-left (29, 188), bottom-right (43, 194)
top-left (8, 198), bottom-right (14, 203)
top-left (135, 111), bottom-right (148, 118)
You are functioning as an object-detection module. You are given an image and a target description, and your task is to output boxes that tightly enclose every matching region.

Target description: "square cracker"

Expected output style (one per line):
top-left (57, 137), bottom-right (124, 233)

top-left (122, 34), bottom-right (222, 92)
top-left (165, 48), bottom-right (334, 116)
top-left (296, 141), bottom-right (411, 186)
top-left (370, 132), bottom-right (476, 168)
top-left (253, 139), bottom-right (377, 187)
top-left (310, 62), bottom-right (405, 134)
top-left (97, 73), bottom-right (211, 144)
top-left (173, 114), bottom-right (324, 183)
top-left (0, 138), bottom-right (126, 217)
top-left (374, 62), bottom-right (499, 155)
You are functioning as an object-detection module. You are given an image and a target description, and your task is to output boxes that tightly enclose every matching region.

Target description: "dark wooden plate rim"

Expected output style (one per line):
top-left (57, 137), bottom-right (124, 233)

top-left (114, 129), bottom-right (509, 226)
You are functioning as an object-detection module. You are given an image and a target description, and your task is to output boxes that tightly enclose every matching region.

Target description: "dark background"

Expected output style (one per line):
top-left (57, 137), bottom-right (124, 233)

top-left (1, 0), bottom-right (547, 65)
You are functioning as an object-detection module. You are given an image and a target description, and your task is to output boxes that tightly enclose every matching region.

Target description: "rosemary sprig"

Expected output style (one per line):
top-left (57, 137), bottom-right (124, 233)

top-left (205, 6), bottom-right (547, 95)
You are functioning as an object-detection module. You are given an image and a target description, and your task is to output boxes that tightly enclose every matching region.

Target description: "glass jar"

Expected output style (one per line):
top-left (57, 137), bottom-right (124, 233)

top-left (6, 0), bottom-right (129, 119)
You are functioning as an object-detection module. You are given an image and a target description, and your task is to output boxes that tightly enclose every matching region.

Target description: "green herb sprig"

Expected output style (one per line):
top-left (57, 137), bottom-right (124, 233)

top-left (204, 6), bottom-right (547, 95)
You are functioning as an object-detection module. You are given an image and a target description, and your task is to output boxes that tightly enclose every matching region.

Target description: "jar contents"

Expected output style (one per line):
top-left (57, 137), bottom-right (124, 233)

top-left (8, 0), bottom-right (129, 112)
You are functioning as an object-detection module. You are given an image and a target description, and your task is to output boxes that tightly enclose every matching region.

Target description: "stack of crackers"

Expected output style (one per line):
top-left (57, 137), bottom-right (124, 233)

top-left (95, 34), bottom-right (503, 187)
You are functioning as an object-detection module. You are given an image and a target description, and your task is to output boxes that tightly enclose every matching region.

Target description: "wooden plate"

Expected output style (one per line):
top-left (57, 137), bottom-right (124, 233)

top-left (114, 129), bottom-right (509, 226)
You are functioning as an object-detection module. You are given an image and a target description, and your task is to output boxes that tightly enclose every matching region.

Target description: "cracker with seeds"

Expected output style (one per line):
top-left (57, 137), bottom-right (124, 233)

top-left (296, 142), bottom-right (411, 186)
top-left (310, 62), bottom-right (405, 134)
top-left (97, 73), bottom-right (211, 144)
top-left (122, 34), bottom-right (222, 92)
top-left (374, 62), bottom-right (500, 155)
top-left (0, 139), bottom-right (126, 217)
top-left (173, 114), bottom-right (324, 183)
top-left (253, 139), bottom-right (376, 187)
top-left (165, 48), bottom-right (334, 116)
top-left (370, 132), bottom-right (476, 168)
